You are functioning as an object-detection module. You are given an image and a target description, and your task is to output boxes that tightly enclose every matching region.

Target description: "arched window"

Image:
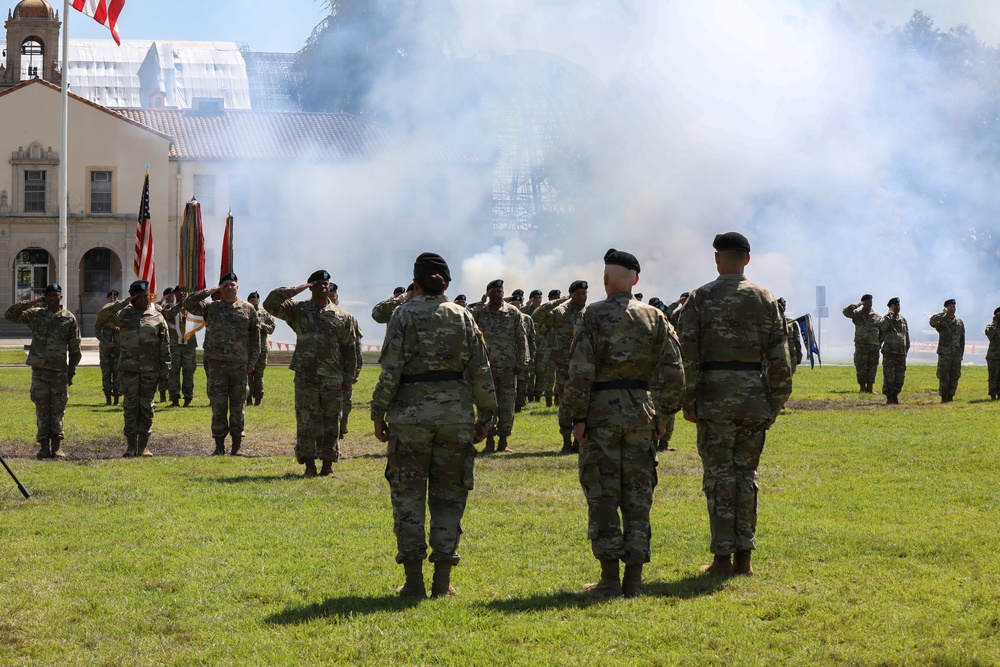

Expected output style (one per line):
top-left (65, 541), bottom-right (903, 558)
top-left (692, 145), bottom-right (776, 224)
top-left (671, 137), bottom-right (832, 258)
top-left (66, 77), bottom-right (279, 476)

top-left (20, 38), bottom-right (43, 80)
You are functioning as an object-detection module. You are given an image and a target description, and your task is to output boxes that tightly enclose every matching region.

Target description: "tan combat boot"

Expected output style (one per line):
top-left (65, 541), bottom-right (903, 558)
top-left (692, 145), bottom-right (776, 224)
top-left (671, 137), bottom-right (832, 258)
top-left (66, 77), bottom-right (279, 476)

top-left (123, 435), bottom-right (138, 458)
top-left (397, 561), bottom-right (426, 599)
top-left (584, 560), bottom-right (623, 597)
top-left (35, 439), bottom-right (51, 459)
top-left (496, 435), bottom-right (512, 453)
top-left (230, 435), bottom-right (242, 457)
top-left (734, 550), bottom-right (754, 576)
top-left (700, 554), bottom-right (734, 576)
top-left (622, 563), bottom-right (644, 598)
top-left (138, 433), bottom-right (152, 457)
top-left (431, 561), bottom-right (456, 598)
top-left (50, 438), bottom-right (66, 458)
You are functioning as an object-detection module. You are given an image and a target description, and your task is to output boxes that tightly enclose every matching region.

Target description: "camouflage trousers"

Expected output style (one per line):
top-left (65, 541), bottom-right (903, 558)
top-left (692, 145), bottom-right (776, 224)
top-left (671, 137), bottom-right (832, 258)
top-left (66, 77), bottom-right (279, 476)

top-left (204, 359), bottom-right (248, 438)
top-left (696, 419), bottom-right (768, 555)
top-left (881, 352), bottom-right (907, 397)
top-left (936, 354), bottom-right (962, 398)
top-left (248, 350), bottom-right (268, 401)
top-left (555, 363), bottom-right (572, 434)
top-left (578, 426), bottom-right (658, 564)
top-left (99, 345), bottom-right (120, 397)
top-left (169, 341), bottom-right (197, 401)
top-left (340, 382), bottom-right (353, 437)
top-left (30, 368), bottom-right (69, 443)
top-left (384, 422), bottom-right (476, 565)
top-left (120, 371), bottom-right (157, 436)
top-left (853, 344), bottom-right (880, 385)
top-left (294, 374), bottom-right (343, 463)
top-left (988, 359), bottom-right (1000, 396)
top-left (657, 412), bottom-right (676, 447)
top-left (489, 366), bottom-right (517, 437)
top-left (516, 366), bottom-right (534, 407)
top-left (533, 349), bottom-right (554, 398)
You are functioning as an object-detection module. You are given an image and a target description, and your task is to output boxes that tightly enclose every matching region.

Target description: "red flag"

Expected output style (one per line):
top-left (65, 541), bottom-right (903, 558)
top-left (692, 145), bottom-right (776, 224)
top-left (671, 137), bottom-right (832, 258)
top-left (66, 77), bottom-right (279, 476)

top-left (220, 211), bottom-right (234, 281)
top-left (71, 0), bottom-right (126, 45)
top-left (134, 172), bottom-right (156, 297)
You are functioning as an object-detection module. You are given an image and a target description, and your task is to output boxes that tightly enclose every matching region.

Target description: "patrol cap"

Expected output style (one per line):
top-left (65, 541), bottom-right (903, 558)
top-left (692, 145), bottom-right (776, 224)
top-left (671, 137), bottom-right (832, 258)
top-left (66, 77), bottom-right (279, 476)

top-left (486, 279), bottom-right (504, 291)
top-left (308, 270), bottom-right (331, 283)
top-left (43, 283), bottom-right (62, 294)
top-left (529, 289), bottom-right (543, 298)
top-left (944, 298), bottom-right (956, 307)
top-left (548, 289), bottom-right (561, 299)
top-left (604, 248), bottom-right (641, 274)
top-left (569, 280), bottom-right (588, 293)
top-left (221, 272), bottom-right (238, 283)
top-left (860, 294), bottom-right (873, 302)
top-left (107, 289), bottom-right (120, 298)
top-left (128, 280), bottom-right (149, 295)
top-left (162, 287), bottom-right (174, 296)
top-left (455, 294), bottom-right (467, 301)
top-left (887, 297), bottom-right (900, 307)
top-left (393, 286), bottom-right (405, 296)
top-left (248, 291), bottom-right (260, 300)
top-left (414, 252), bottom-right (451, 281)
top-left (712, 232), bottom-right (751, 253)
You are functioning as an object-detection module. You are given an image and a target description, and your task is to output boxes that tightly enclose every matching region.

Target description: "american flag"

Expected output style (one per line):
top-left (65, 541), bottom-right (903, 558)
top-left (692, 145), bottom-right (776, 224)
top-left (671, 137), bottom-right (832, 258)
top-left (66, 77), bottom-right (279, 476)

top-left (71, 0), bottom-right (126, 46)
top-left (134, 172), bottom-right (157, 298)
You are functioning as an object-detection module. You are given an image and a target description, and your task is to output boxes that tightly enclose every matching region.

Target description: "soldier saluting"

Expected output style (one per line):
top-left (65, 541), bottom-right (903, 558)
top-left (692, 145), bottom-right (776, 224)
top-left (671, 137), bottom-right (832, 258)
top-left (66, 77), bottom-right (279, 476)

top-left (842, 294), bottom-right (881, 393)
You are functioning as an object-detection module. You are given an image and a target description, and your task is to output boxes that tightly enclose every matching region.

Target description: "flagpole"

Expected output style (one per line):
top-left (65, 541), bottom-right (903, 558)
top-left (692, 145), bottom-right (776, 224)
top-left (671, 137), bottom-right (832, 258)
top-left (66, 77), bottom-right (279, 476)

top-left (58, 0), bottom-right (70, 288)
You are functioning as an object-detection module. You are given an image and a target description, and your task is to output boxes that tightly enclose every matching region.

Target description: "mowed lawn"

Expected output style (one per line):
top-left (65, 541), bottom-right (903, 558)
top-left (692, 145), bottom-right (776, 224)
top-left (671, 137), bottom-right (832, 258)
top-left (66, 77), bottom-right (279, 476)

top-left (0, 359), bottom-right (998, 666)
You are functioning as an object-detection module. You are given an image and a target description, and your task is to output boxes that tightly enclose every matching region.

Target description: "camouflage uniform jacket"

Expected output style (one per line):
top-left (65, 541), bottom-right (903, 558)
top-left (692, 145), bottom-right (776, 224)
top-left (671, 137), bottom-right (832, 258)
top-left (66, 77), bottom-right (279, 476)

top-left (161, 302), bottom-right (196, 347)
top-left (532, 299), bottom-right (586, 365)
top-left (256, 308), bottom-right (276, 352)
top-left (785, 317), bottom-right (803, 366)
top-left (371, 295), bottom-right (497, 426)
top-left (677, 273), bottom-right (792, 420)
top-left (4, 302), bottom-right (82, 374)
top-left (564, 293), bottom-right (684, 428)
top-left (878, 312), bottom-right (910, 355)
top-left (183, 291), bottom-right (260, 365)
top-left (842, 304), bottom-right (882, 346)
top-left (665, 301), bottom-right (685, 328)
top-left (929, 313), bottom-right (965, 358)
top-left (371, 295), bottom-right (406, 324)
top-left (474, 301), bottom-right (529, 370)
top-left (520, 310), bottom-right (536, 363)
top-left (94, 303), bottom-right (120, 350)
top-left (264, 287), bottom-right (358, 381)
top-left (97, 301), bottom-right (171, 376)
top-left (985, 322), bottom-right (1000, 360)
top-left (520, 303), bottom-right (538, 316)
top-left (351, 319), bottom-right (364, 379)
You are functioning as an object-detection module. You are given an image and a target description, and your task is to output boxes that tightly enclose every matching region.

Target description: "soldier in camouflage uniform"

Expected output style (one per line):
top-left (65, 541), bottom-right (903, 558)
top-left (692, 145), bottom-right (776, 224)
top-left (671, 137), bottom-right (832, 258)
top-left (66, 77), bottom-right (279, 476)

top-left (97, 280), bottom-right (171, 457)
top-left (531, 289), bottom-right (560, 406)
top-left (184, 273), bottom-right (260, 456)
top-left (565, 249), bottom-right (684, 597)
top-left (474, 279), bottom-right (529, 453)
top-left (5, 283), bottom-right (82, 459)
top-left (265, 271), bottom-right (357, 475)
top-left (161, 287), bottom-right (198, 407)
top-left (95, 289), bottom-right (122, 405)
top-left (878, 297), bottom-right (910, 404)
top-left (510, 291), bottom-right (536, 413)
top-left (678, 232), bottom-right (792, 577)
top-left (777, 298), bottom-right (802, 376)
top-left (665, 292), bottom-right (689, 327)
top-left (533, 282), bottom-right (588, 453)
top-left (985, 308), bottom-right (1000, 400)
top-left (333, 287), bottom-right (364, 439)
top-left (521, 290), bottom-right (544, 401)
top-left (372, 285), bottom-right (412, 324)
top-left (372, 252), bottom-right (497, 599)
top-left (246, 291), bottom-right (276, 406)
top-left (929, 299), bottom-right (965, 403)
top-left (842, 294), bottom-right (882, 393)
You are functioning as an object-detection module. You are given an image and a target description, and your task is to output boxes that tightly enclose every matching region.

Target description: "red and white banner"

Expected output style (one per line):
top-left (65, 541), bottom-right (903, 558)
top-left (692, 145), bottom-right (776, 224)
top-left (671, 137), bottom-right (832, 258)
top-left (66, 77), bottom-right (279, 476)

top-left (71, 0), bottom-right (126, 45)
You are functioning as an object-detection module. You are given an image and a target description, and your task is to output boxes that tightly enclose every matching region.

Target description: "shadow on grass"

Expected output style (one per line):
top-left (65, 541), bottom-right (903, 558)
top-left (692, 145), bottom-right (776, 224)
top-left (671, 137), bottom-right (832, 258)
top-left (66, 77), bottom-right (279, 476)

top-left (484, 450), bottom-right (566, 460)
top-left (210, 473), bottom-right (304, 484)
top-left (480, 574), bottom-right (729, 613)
top-left (266, 594), bottom-right (422, 623)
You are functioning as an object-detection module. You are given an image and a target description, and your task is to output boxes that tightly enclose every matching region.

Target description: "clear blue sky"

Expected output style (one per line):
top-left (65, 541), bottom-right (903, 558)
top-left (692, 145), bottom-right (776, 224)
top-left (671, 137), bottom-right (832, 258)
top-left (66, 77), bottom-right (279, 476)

top-left (64, 0), bottom-right (327, 53)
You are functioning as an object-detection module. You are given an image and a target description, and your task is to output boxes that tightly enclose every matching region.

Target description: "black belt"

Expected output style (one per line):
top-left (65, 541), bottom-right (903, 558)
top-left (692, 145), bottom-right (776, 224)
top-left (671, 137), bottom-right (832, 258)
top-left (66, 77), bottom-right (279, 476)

top-left (591, 379), bottom-right (649, 391)
top-left (401, 371), bottom-right (464, 384)
top-left (698, 362), bottom-right (762, 371)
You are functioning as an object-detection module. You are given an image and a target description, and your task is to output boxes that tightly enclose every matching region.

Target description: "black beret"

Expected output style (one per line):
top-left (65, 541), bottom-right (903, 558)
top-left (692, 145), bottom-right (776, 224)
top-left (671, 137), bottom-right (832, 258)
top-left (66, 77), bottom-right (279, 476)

top-left (308, 270), bottom-right (331, 283)
top-left (529, 289), bottom-right (543, 298)
top-left (455, 294), bottom-right (467, 301)
top-left (887, 297), bottom-right (900, 307)
top-left (944, 298), bottom-right (956, 307)
top-left (107, 289), bottom-right (120, 298)
top-left (248, 291), bottom-right (260, 300)
top-left (548, 289), bottom-right (561, 299)
top-left (393, 286), bottom-right (405, 296)
top-left (569, 280), bottom-right (588, 293)
top-left (713, 232), bottom-right (751, 253)
top-left (648, 297), bottom-right (663, 307)
top-left (604, 248), bottom-right (641, 273)
top-left (680, 292), bottom-right (690, 298)
top-left (486, 279), bottom-right (504, 291)
top-left (414, 252), bottom-right (451, 281)
top-left (162, 287), bottom-right (173, 296)
top-left (994, 307), bottom-right (1000, 316)
top-left (635, 292), bottom-right (643, 300)
top-left (406, 283), bottom-right (414, 292)
top-left (510, 294), bottom-right (523, 303)
top-left (860, 294), bottom-right (873, 302)
top-left (128, 280), bottom-right (149, 295)
top-left (330, 284), bottom-right (338, 292)
top-left (220, 272), bottom-right (238, 283)
top-left (511, 289), bottom-right (524, 297)
top-left (44, 283), bottom-right (62, 294)
top-left (777, 297), bottom-right (786, 307)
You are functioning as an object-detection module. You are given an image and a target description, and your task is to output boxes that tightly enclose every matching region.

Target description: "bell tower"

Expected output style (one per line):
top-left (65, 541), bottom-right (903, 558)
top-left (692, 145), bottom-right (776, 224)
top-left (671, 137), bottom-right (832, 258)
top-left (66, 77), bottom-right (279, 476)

top-left (2, 0), bottom-right (61, 87)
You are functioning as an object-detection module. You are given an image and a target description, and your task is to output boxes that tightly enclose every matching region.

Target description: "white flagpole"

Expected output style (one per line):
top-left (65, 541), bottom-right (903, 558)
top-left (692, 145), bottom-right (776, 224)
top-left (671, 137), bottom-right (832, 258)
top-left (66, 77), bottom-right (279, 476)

top-left (58, 0), bottom-right (70, 287)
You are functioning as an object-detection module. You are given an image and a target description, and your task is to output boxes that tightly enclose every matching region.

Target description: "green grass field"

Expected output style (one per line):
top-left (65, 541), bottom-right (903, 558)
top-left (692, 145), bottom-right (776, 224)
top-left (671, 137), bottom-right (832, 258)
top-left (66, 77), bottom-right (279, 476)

top-left (1, 363), bottom-right (998, 666)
